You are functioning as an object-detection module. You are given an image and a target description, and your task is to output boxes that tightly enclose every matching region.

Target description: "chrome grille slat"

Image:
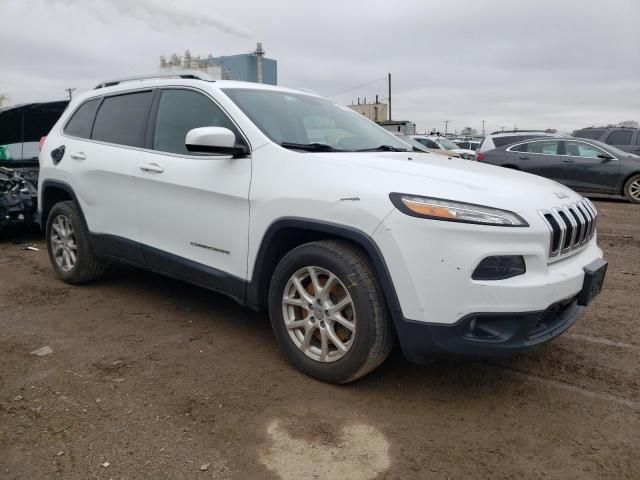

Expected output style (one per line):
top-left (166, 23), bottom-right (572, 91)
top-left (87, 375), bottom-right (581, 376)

top-left (538, 199), bottom-right (598, 260)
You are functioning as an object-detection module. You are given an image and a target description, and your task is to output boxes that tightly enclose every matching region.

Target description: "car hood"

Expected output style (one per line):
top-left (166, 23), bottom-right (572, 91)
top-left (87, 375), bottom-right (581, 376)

top-left (308, 150), bottom-right (582, 211)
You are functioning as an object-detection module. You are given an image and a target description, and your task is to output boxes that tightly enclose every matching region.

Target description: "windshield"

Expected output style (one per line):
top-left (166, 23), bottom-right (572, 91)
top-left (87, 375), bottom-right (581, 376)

top-left (222, 88), bottom-right (410, 152)
top-left (435, 137), bottom-right (460, 150)
top-left (397, 135), bottom-right (430, 152)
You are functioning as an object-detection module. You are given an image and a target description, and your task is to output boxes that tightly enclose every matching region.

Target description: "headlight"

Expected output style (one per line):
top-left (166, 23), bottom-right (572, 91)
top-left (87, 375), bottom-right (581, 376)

top-left (389, 193), bottom-right (528, 227)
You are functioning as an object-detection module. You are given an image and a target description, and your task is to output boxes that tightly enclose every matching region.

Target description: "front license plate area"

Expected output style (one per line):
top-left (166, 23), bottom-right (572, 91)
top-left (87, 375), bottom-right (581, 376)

top-left (577, 259), bottom-right (607, 306)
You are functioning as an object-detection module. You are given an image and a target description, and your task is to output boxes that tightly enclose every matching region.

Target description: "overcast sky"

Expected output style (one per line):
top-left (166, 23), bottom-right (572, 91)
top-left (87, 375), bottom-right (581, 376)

top-left (1, 0), bottom-right (638, 134)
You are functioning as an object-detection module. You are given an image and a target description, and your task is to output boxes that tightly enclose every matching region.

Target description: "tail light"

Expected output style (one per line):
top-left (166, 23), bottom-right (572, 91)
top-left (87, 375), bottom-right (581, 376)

top-left (38, 136), bottom-right (47, 151)
top-left (476, 153), bottom-right (486, 161)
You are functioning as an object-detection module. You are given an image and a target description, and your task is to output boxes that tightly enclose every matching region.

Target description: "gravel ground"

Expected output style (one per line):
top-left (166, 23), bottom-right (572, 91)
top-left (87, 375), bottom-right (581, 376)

top-left (0, 199), bottom-right (638, 479)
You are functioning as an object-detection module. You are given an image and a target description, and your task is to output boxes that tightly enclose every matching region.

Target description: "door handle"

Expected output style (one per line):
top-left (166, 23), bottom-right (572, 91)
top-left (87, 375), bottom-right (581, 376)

top-left (139, 163), bottom-right (164, 173)
top-left (562, 159), bottom-right (575, 163)
top-left (70, 152), bottom-right (86, 160)
top-left (518, 156), bottom-right (529, 160)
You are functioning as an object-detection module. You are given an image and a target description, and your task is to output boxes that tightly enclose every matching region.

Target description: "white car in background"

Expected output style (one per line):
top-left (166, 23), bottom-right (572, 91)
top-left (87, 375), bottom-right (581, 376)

top-left (476, 130), bottom-right (555, 159)
top-left (37, 72), bottom-right (607, 383)
top-left (411, 135), bottom-right (475, 159)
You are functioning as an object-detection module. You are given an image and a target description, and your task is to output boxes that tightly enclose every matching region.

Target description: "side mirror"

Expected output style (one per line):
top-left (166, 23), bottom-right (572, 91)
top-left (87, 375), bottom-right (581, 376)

top-left (185, 127), bottom-right (248, 157)
top-left (597, 153), bottom-right (614, 162)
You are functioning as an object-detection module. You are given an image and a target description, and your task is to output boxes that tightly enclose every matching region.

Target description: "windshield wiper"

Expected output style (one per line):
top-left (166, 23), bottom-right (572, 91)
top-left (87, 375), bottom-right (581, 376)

top-left (355, 145), bottom-right (410, 152)
top-left (280, 142), bottom-right (345, 152)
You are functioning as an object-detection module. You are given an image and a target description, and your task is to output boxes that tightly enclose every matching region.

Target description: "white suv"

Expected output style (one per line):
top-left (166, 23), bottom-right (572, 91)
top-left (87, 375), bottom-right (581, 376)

top-left (38, 72), bottom-right (607, 383)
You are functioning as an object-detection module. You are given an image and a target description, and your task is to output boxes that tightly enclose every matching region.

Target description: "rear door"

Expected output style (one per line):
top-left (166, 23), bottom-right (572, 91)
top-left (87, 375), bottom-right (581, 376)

top-left (562, 140), bottom-right (620, 193)
top-left (134, 87), bottom-right (251, 287)
top-left (63, 90), bottom-right (152, 250)
top-left (604, 129), bottom-right (634, 154)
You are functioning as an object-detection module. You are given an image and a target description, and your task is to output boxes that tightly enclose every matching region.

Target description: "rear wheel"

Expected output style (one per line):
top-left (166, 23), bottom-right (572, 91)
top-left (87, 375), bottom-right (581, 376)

top-left (624, 174), bottom-right (640, 203)
top-left (268, 240), bottom-right (393, 383)
top-left (46, 201), bottom-right (107, 284)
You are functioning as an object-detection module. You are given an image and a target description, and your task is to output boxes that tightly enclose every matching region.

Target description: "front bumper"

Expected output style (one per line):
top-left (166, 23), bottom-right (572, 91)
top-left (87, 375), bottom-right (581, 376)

top-left (393, 296), bottom-right (584, 364)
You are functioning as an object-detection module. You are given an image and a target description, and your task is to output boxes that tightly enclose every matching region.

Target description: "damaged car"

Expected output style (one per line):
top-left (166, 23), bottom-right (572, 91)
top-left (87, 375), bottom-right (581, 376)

top-left (0, 100), bottom-right (68, 229)
top-left (0, 166), bottom-right (37, 228)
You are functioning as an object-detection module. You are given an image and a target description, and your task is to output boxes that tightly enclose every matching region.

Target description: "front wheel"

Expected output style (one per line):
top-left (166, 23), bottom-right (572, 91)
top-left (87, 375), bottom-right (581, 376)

top-left (268, 240), bottom-right (393, 383)
top-left (624, 174), bottom-right (640, 204)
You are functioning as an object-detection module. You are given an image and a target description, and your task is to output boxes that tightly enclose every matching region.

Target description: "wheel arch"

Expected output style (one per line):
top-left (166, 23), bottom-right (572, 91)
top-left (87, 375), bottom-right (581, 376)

top-left (247, 218), bottom-right (402, 314)
top-left (40, 180), bottom-right (88, 231)
top-left (621, 170), bottom-right (640, 196)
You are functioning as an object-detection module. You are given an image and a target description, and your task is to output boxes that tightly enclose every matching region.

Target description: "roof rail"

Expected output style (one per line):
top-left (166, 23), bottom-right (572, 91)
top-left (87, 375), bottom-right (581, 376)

top-left (489, 129), bottom-right (547, 135)
top-left (94, 70), bottom-right (215, 89)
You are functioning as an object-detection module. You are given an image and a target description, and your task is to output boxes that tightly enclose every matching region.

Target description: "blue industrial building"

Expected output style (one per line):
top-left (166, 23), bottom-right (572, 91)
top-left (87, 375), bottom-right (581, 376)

top-left (160, 43), bottom-right (278, 85)
top-left (213, 52), bottom-right (277, 85)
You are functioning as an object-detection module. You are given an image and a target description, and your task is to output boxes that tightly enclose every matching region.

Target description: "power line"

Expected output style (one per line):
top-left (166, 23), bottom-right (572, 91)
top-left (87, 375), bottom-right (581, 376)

top-left (326, 77), bottom-right (387, 98)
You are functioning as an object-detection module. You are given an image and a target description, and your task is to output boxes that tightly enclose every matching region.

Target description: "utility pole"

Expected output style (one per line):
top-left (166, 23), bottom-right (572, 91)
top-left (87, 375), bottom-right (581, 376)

top-left (481, 120), bottom-right (486, 136)
top-left (444, 120), bottom-right (450, 135)
top-left (65, 88), bottom-right (76, 100)
top-left (500, 126), bottom-right (505, 133)
top-left (387, 72), bottom-right (392, 121)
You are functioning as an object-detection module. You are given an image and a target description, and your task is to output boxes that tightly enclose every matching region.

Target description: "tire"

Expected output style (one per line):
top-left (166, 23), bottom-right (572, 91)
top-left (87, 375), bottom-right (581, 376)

top-left (46, 200), bottom-right (107, 284)
top-left (268, 240), bottom-right (394, 383)
top-left (623, 174), bottom-right (640, 204)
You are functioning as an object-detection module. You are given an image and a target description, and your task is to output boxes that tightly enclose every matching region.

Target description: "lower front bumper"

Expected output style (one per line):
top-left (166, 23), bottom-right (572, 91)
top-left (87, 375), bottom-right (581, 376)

top-left (393, 296), bottom-right (584, 364)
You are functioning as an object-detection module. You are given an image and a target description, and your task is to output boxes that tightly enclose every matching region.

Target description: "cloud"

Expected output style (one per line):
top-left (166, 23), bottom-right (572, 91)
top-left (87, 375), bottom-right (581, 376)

top-left (45, 0), bottom-right (251, 38)
top-left (1, 0), bottom-right (638, 133)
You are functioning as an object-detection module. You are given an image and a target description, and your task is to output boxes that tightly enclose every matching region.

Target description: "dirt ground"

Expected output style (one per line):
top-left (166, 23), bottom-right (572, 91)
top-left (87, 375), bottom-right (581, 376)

top-left (1, 199), bottom-right (638, 480)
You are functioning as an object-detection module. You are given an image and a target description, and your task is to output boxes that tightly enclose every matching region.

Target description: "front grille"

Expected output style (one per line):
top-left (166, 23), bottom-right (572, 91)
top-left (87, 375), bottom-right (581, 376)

top-left (539, 198), bottom-right (597, 259)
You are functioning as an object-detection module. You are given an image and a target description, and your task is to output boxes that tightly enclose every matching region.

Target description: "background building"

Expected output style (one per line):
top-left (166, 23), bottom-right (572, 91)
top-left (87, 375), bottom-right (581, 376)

top-left (348, 97), bottom-right (388, 123)
top-left (159, 43), bottom-right (277, 85)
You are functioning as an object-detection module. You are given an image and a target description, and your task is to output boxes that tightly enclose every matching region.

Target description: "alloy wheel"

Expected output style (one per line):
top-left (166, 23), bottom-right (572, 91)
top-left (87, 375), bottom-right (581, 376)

top-left (50, 214), bottom-right (78, 272)
top-left (281, 266), bottom-right (356, 362)
top-left (629, 178), bottom-right (640, 201)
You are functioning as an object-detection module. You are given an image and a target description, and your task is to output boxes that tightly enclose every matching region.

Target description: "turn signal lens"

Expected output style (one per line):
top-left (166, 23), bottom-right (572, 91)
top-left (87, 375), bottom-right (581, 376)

top-left (390, 193), bottom-right (528, 227)
top-left (401, 200), bottom-right (455, 219)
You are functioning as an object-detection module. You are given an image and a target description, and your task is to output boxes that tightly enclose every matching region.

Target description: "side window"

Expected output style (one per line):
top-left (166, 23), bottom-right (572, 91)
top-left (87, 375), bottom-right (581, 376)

top-left (64, 99), bottom-right (100, 139)
top-left (525, 140), bottom-right (560, 155)
top-left (605, 130), bottom-right (632, 145)
top-left (416, 138), bottom-right (438, 149)
top-left (565, 141), bottom-right (604, 158)
top-left (637, 131), bottom-right (640, 145)
top-left (153, 89), bottom-right (240, 155)
top-left (92, 91), bottom-right (153, 147)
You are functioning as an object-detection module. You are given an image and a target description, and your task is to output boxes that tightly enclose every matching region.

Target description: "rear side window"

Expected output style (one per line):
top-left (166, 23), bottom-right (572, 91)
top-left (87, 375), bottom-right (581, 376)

top-left (519, 140), bottom-right (560, 155)
top-left (605, 130), bottom-right (632, 145)
top-left (153, 89), bottom-right (239, 155)
top-left (574, 129), bottom-right (604, 140)
top-left (64, 99), bottom-right (100, 139)
top-left (92, 91), bottom-right (153, 147)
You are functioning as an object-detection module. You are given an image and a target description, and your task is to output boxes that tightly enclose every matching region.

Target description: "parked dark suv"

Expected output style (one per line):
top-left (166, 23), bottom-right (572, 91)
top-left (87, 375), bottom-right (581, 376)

top-left (573, 127), bottom-right (640, 155)
top-left (478, 136), bottom-right (640, 203)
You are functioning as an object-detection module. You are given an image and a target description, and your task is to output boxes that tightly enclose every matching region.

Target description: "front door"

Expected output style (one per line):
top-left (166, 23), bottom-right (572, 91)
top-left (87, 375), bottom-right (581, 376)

top-left (562, 140), bottom-right (620, 193)
top-left (135, 88), bottom-right (251, 292)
